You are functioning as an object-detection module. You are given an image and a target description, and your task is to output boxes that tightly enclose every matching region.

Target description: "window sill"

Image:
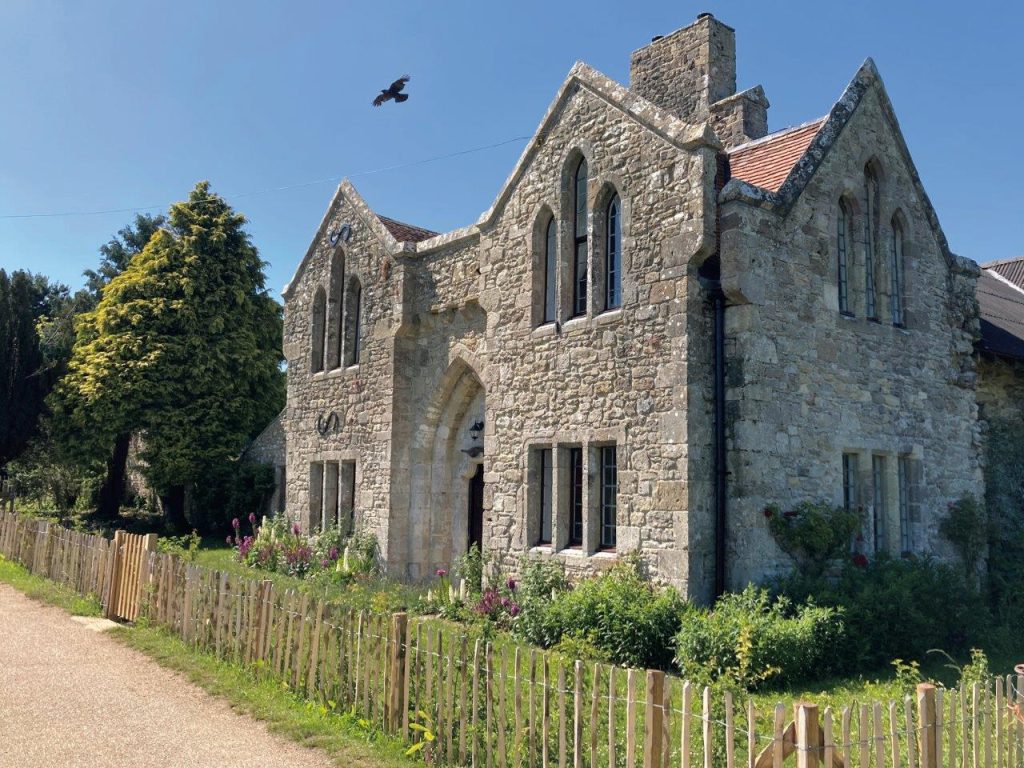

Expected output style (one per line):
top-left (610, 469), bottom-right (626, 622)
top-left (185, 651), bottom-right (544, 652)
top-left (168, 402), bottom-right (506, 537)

top-left (531, 322), bottom-right (558, 339)
top-left (561, 316), bottom-right (587, 332)
top-left (592, 548), bottom-right (618, 559)
top-left (594, 308), bottom-right (623, 326)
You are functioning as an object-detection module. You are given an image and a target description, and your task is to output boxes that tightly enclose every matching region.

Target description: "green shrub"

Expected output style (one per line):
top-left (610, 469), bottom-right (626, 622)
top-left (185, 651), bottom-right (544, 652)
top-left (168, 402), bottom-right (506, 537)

top-left (776, 555), bottom-right (986, 670)
top-left (938, 495), bottom-right (986, 581)
top-left (765, 501), bottom-right (862, 575)
top-left (526, 558), bottom-right (686, 670)
top-left (512, 557), bottom-right (569, 645)
top-left (454, 543), bottom-right (488, 597)
top-left (190, 460), bottom-right (276, 534)
top-left (983, 420), bottom-right (1024, 626)
top-left (674, 585), bottom-right (845, 690)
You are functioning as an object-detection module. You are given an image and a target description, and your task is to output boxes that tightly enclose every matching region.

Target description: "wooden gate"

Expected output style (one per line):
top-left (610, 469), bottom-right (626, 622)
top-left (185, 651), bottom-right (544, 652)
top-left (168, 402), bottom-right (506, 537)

top-left (104, 530), bottom-right (158, 622)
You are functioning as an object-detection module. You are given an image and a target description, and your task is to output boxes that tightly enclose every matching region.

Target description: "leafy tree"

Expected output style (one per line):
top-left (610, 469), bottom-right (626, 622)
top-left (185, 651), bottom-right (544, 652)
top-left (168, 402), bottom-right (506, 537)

top-left (55, 182), bottom-right (284, 531)
top-left (83, 213), bottom-right (167, 298)
top-left (0, 270), bottom-right (54, 465)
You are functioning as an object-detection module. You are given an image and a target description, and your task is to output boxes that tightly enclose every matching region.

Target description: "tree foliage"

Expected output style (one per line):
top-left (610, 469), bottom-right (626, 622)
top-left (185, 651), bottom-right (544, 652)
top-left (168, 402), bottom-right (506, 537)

top-left (53, 182), bottom-right (284, 529)
top-left (0, 269), bottom-right (73, 465)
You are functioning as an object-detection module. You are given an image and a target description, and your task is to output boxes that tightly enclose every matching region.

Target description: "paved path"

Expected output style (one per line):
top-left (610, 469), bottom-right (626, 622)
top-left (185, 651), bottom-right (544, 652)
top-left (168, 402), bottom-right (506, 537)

top-left (0, 583), bottom-right (335, 768)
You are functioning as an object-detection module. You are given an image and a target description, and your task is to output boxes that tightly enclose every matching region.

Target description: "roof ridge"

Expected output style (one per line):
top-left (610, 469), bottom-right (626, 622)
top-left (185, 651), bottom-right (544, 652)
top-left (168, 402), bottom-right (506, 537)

top-left (982, 256), bottom-right (1024, 268)
top-left (727, 116), bottom-right (828, 155)
top-left (984, 267), bottom-right (1024, 297)
top-left (377, 214), bottom-right (438, 237)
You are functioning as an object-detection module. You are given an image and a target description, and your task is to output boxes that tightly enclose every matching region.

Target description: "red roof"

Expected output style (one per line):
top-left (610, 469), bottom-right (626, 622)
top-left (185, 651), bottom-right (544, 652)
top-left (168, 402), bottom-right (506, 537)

top-left (728, 118), bottom-right (827, 192)
top-left (378, 215), bottom-right (437, 243)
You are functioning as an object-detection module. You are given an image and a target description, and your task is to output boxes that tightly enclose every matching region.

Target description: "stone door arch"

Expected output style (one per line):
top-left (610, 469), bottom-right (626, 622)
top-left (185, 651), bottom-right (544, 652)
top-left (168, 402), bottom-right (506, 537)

top-left (407, 357), bottom-right (486, 578)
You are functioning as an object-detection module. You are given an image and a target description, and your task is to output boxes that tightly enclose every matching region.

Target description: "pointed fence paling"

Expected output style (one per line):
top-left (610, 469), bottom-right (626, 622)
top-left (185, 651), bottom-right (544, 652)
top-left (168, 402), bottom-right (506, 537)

top-left (2, 511), bottom-right (1022, 768)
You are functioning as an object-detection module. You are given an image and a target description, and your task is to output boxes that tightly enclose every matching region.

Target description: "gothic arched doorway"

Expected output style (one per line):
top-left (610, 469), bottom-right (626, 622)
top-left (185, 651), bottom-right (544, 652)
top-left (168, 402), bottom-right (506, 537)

top-left (407, 357), bottom-right (486, 578)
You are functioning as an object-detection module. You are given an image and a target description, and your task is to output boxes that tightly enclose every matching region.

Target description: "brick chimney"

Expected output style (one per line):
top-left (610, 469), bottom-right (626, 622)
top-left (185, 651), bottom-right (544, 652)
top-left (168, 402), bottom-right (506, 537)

top-left (630, 13), bottom-right (768, 147)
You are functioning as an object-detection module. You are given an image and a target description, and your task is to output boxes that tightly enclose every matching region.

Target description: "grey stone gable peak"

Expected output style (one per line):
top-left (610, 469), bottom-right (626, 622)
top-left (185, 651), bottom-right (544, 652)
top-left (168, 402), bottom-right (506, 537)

top-left (282, 179), bottom-right (401, 300)
top-left (472, 61), bottom-right (720, 231)
top-left (238, 407), bottom-right (285, 460)
top-left (719, 58), bottom-right (970, 274)
top-left (283, 59), bottom-right (724, 294)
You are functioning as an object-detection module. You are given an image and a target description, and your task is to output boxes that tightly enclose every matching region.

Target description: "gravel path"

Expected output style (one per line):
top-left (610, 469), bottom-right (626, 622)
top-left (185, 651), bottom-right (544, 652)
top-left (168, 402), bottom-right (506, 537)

top-left (0, 583), bottom-right (335, 768)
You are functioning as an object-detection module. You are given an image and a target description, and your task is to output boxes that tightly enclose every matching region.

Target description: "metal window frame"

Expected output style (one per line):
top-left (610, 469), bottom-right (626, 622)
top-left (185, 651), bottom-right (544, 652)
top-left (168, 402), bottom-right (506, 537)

top-left (599, 445), bottom-right (617, 550)
top-left (544, 218), bottom-right (557, 324)
top-left (890, 219), bottom-right (904, 327)
top-left (897, 456), bottom-right (911, 554)
top-left (605, 195), bottom-right (621, 311)
top-left (572, 159), bottom-right (588, 317)
top-left (537, 447), bottom-right (553, 545)
top-left (837, 201), bottom-right (851, 315)
top-left (871, 454), bottom-right (887, 553)
top-left (568, 446), bottom-right (584, 546)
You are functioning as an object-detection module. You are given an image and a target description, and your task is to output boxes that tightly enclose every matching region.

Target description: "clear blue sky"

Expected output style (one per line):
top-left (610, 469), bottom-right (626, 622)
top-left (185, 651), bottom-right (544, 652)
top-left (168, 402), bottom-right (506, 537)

top-left (1, 0), bottom-right (1020, 298)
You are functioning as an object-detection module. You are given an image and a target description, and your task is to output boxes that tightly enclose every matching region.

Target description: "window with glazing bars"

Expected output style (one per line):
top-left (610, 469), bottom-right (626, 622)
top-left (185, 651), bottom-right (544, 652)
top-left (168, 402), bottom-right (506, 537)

top-left (309, 462), bottom-right (324, 532)
top-left (572, 159), bottom-right (588, 317)
top-left (890, 218), bottom-right (905, 326)
top-left (544, 218), bottom-right (557, 324)
top-left (898, 456), bottom-right (911, 554)
top-left (842, 453), bottom-right (859, 512)
top-left (872, 455), bottom-right (887, 553)
top-left (864, 168), bottom-right (879, 319)
top-left (568, 447), bottom-right (583, 546)
top-left (599, 446), bottom-right (617, 549)
top-left (537, 448), bottom-right (552, 545)
top-left (605, 195), bottom-right (621, 311)
top-left (837, 200), bottom-right (852, 314)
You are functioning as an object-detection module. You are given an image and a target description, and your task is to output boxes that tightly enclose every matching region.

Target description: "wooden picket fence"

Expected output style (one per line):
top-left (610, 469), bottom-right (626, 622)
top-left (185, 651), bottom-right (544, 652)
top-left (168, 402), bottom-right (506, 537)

top-left (1, 511), bottom-right (1022, 768)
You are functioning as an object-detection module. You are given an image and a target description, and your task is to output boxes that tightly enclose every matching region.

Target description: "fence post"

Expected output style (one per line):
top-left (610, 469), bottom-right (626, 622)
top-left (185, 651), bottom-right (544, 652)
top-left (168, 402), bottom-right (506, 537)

top-left (917, 684), bottom-right (938, 768)
top-left (796, 702), bottom-right (820, 768)
top-left (388, 612), bottom-right (408, 734)
top-left (104, 530), bottom-right (125, 619)
top-left (644, 670), bottom-right (666, 768)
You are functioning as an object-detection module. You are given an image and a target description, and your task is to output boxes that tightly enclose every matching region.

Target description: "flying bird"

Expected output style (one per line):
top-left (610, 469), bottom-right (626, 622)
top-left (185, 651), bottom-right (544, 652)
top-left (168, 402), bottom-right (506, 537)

top-left (373, 75), bottom-right (411, 107)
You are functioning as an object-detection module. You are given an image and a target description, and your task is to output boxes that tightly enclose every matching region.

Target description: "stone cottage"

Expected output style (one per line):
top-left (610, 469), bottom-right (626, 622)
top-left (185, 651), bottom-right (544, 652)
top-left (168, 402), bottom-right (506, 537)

top-left (275, 13), bottom-right (998, 601)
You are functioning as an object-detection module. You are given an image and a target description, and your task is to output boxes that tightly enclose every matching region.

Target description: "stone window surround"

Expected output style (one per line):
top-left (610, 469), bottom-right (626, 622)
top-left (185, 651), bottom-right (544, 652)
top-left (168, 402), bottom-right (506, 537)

top-left (522, 429), bottom-right (625, 559)
top-left (529, 147), bottom-right (633, 333)
top-left (832, 172), bottom-right (916, 330)
top-left (307, 451), bottom-right (361, 534)
top-left (839, 445), bottom-right (921, 558)
top-left (310, 255), bottom-right (366, 378)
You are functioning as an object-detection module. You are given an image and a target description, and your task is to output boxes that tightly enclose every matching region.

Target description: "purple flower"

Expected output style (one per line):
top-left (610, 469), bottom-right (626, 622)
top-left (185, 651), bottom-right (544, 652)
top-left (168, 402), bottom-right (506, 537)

top-left (329, 547), bottom-right (339, 560)
top-left (506, 579), bottom-right (517, 591)
top-left (436, 568), bottom-right (448, 578)
top-left (226, 535), bottom-right (233, 545)
top-left (321, 559), bottom-right (330, 568)
top-left (232, 517), bottom-right (240, 529)
top-left (248, 513), bottom-right (257, 524)
top-left (763, 507), bottom-right (774, 519)
top-left (292, 522), bottom-right (301, 535)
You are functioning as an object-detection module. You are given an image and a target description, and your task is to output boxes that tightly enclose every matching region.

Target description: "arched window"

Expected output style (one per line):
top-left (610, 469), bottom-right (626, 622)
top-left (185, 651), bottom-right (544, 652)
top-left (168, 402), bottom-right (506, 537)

top-left (572, 158), bottom-right (588, 317)
top-left (890, 216), bottom-right (905, 326)
top-left (543, 217), bottom-right (557, 323)
top-left (864, 165), bottom-right (880, 320)
top-left (327, 251), bottom-right (345, 369)
top-left (344, 278), bottom-right (362, 367)
top-left (311, 287), bottom-right (326, 373)
top-left (604, 193), bottom-right (621, 310)
top-left (837, 199), bottom-right (853, 315)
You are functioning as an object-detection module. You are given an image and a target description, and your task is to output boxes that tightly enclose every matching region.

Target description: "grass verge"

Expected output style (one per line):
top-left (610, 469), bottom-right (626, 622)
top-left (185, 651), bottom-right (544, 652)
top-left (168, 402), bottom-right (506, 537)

top-left (0, 555), bottom-right (101, 616)
top-left (109, 625), bottom-right (415, 768)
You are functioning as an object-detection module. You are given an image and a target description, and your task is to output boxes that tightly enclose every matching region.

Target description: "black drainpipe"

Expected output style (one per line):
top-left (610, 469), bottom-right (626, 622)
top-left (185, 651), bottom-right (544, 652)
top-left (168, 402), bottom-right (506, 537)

top-left (709, 151), bottom-right (730, 600)
top-left (698, 258), bottom-right (727, 599)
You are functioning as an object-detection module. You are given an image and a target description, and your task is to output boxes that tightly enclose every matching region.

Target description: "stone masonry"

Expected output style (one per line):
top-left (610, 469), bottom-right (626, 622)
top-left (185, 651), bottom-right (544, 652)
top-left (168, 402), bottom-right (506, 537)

top-left (277, 14), bottom-right (993, 601)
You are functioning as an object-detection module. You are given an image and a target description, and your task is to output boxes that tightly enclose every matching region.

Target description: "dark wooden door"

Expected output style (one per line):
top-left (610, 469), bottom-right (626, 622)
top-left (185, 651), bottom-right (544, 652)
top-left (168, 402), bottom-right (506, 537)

top-left (467, 464), bottom-right (484, 552)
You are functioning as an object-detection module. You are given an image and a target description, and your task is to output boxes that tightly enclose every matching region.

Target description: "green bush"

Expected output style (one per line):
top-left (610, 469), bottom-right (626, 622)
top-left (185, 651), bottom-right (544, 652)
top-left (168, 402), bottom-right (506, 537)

top-left (776, 555), bottom-right (987, 670)
top-left (512, 557), bottom-right (569, 645)
top-left (983, 420), bottom-right (1024, 626)
top-left (524, 558), bottom-right (686, 670)
top-left (938, 495), bottom-right (986, 581)
top-left (674, 585), bottom-right (845, 690)
top-left (190, 460), bottom-right (276, 534)
top-left (765, 501), bottom-right (862, 575)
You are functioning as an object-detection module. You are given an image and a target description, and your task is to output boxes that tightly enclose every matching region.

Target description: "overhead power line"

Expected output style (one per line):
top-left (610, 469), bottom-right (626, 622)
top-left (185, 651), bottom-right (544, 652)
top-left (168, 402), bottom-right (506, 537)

top-left (0, 134), bottom-right (533, 221)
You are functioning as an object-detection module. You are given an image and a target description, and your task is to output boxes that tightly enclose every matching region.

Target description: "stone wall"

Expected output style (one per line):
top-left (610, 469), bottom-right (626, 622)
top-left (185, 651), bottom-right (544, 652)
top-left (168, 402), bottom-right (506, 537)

top-left (719, 82), bottom-right (983, 587)
top-left (977, 356), bottom-right (1024, 428)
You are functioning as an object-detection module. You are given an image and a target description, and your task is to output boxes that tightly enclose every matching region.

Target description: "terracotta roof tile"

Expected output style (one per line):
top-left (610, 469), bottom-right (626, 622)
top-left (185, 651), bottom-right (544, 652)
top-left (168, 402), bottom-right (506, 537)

top-left (727, 118), bottom-right (828, 192)
top-left (377, 215), bottom-right (437, 243)
top-left (983, 257), bottom-right (1024, 291)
